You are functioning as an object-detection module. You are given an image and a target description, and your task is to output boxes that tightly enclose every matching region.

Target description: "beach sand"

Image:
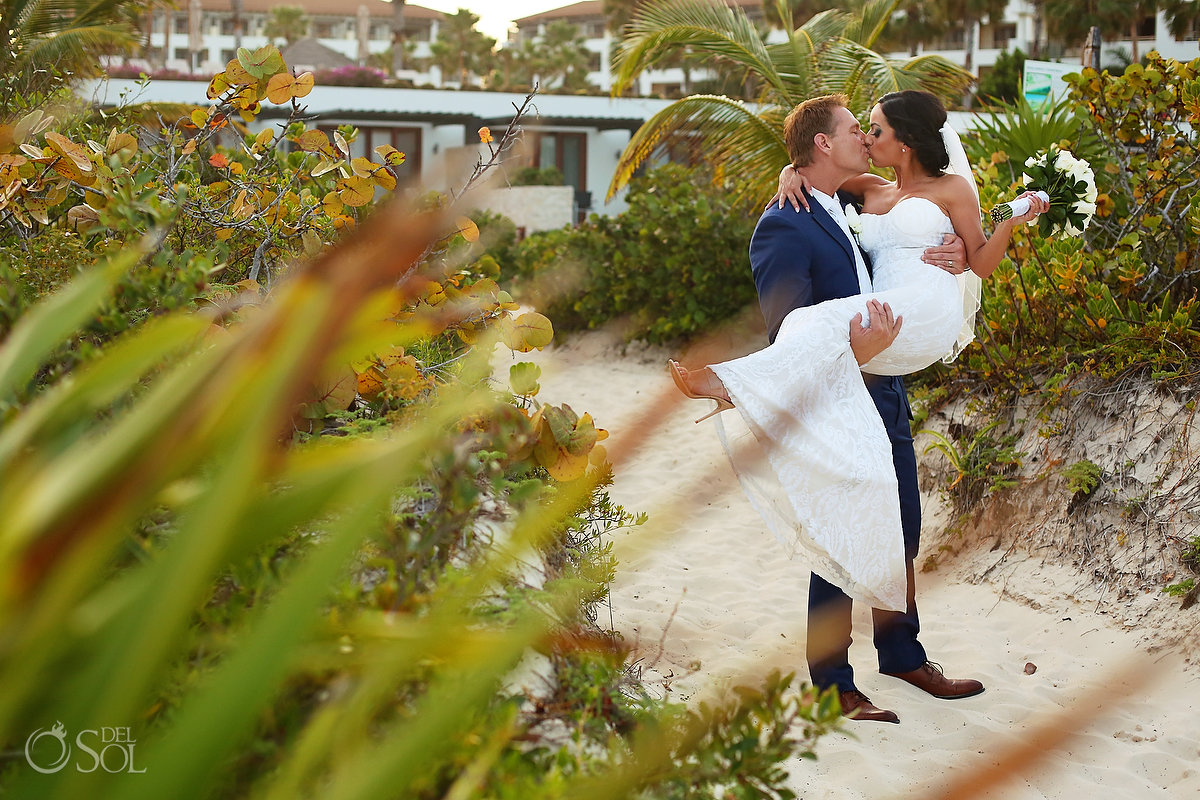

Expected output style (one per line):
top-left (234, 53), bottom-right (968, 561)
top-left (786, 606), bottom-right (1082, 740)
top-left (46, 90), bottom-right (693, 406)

top-left (510, 328), bottom-right (1200, 799)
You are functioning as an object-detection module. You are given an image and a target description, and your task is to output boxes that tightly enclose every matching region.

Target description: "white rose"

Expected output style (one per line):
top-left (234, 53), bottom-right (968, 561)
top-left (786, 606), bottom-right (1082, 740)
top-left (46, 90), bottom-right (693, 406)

top-left (1074, 199), bottom-right (1097, 216)
top-left (844, 204), bottom-right (862, 235)
top-left (1021, 172), bottom-right (1033, 186)
top-left (1025, 155), bottom-right (1040, 167)
top-left (1085, 184), bottom-right (1098, 203)
top-left (1065, 221), bottom-right (1083, 236)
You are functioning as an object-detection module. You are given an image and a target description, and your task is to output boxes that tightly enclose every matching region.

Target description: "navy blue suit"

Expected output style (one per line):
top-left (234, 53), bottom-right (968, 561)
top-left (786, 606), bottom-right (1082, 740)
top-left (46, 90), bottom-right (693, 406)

top-left (748, 192), bottom-right (927, 693)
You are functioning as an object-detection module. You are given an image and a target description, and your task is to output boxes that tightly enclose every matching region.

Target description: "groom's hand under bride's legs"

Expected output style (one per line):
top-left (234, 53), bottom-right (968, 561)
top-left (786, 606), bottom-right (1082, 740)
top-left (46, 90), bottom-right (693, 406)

top-left (850, 299), bottom-right (901, 366)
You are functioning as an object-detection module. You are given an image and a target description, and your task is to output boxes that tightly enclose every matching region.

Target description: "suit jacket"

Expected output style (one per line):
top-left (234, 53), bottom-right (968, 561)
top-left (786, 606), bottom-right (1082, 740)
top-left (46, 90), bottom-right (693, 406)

top-left (748, 188), bottom-right (911, 420)
top-left (749, 189), bottom-right (869, 342)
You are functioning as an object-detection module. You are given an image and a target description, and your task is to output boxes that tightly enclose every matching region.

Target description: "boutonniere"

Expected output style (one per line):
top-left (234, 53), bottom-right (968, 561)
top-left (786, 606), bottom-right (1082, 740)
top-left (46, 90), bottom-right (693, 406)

top-left (844, 204), bottom-right (862, 236)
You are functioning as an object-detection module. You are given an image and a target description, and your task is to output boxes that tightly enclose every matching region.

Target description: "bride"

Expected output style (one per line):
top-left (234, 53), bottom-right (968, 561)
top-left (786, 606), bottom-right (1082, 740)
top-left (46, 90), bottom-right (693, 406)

top-left (670, 90), bottom-right (1047, 611)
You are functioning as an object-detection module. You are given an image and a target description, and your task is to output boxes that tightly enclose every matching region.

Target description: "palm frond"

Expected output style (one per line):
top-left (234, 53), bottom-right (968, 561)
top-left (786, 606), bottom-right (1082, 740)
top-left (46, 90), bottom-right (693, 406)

top-left (822, 43), bottom-right (972, 110)
top-left (608, 94), bottom-right (787, 202)
top-left (612, 0), bottom-right (785, 100)
top-left (13, 24), bottom-right (139, 75)
top-left (841, 0), bottom-right (901, 49)
top-left (768, 9), bottom-right (852, 103)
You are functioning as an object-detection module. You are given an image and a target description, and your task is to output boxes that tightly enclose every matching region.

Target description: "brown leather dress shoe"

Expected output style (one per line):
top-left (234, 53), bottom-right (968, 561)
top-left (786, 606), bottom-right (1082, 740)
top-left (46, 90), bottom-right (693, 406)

top-left (839, 689), bottom-right (900, 723)
top-left (882, 661), bottom-right (984, 699)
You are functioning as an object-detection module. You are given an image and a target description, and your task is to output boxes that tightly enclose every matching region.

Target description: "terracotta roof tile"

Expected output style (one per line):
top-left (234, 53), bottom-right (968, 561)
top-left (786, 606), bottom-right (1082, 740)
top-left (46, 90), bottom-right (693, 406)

top-left (192, 0), bottom-right (443, 21)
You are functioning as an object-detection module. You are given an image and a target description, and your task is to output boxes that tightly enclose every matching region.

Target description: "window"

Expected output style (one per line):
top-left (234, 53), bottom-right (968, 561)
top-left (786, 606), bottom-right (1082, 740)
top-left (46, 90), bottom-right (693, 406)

top-left (984, 23), bottom-right (1016, 50)
top-left (1179, 17), bottom-right (1200, 42)
top-left (587, 51), bottom-right (601, 72)
top-left (1136, 14), bottom-right (1156, 39)
top-left (173, 14), bottom-right (189, 35)
top-left (312, 21), bottom-right (336, 39)
top-left (220, 49), bottom-right (236, 63)
top-left (530, 130), bottom-right (587, 196)
top-left (173, 47), bottom-right (191, 62)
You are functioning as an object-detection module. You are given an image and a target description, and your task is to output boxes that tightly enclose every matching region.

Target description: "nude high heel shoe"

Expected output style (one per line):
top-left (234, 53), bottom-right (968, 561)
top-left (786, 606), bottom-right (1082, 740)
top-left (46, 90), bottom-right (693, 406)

top-left (667, 359), bottom-right (734, 423)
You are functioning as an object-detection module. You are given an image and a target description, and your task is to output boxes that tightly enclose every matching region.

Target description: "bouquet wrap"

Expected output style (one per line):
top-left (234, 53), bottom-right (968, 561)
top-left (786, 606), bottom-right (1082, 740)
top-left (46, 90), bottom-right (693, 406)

top-left (990, 191), bottom-right (1050, 224)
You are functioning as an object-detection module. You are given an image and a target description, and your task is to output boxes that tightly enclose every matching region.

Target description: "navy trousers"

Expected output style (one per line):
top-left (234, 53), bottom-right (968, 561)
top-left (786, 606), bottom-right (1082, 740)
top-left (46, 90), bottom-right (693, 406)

top-left (806, 374), bottom-right (927, 692)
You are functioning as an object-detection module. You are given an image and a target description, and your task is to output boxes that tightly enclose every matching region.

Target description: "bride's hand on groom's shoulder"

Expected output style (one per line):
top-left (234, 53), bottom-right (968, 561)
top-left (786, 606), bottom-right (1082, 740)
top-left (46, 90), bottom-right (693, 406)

top-left (767, 164), bottom-right (812, 213)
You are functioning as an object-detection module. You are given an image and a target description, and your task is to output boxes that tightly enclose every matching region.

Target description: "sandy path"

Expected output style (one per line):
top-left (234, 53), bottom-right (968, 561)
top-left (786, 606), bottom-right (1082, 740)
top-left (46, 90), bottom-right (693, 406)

top-left (510, 330), bottom-right (1200, 799)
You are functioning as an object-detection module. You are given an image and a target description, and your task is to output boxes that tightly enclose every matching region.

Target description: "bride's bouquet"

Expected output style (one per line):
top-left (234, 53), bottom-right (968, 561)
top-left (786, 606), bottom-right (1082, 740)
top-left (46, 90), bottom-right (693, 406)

top-left (990, 146), bottom-right (1098, 237)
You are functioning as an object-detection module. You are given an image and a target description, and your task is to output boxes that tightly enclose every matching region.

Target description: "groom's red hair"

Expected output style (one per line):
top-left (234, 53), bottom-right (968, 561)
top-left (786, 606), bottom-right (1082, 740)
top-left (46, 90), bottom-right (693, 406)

top-left (784, 94), bottom-right (849, 167)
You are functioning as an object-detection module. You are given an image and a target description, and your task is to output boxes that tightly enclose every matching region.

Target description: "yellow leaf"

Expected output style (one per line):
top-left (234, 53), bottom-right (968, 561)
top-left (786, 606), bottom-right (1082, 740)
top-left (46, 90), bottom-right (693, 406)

top-left (25, 195), bottom-right (50, 225)
top-left (0, 154), bottom-right (28, 186)
top-left (229, 161), bottom-right (244, 175)
top-left (503, 312), bottom-right (554, 352)
top-left (67, 203), bottom-right (101, 232)
top-left (311, 159), bottom-right (341, 177)
top-left (322, 190), bottom-right (344, 216)
top-left (301, 229), bottom-right (322, 255)
top-left (456, 217), bottom-right (479, 242)
top-left (106, 130), bottom-right (138, 158)
top-left (336, 174), bottom-right (374, 207)
top-left (265, 72), bottom-right (294, 104)
top-left (228, 58), bottom-right (256, 84)
top-left (12, 110), bottom-right (44, 145)
top-left (191, 109), bottom-right (209, 129)
top-left (292, 71), bottom-right (315, 97)
top-left (356, 368), bottom-right (385, 398)
top-left (207, 71), bottom-right (231, 99)
top-left (297, 130), bottom-right (330, 153)
top-left (350, 157), bottom-right (376, 177)
top-left (181, 139), bottom-right (197, 155)
top-left (333, 130), bottom-right (350, 157)
top-left (314, 366), bottom-right (358, 411)
top-left (215, 228), bottom-right (234, 240)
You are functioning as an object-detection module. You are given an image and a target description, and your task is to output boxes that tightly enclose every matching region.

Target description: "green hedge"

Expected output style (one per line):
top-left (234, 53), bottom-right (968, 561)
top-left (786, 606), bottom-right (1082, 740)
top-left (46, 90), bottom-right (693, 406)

top-left (509, 164), bottom-right (758, 343)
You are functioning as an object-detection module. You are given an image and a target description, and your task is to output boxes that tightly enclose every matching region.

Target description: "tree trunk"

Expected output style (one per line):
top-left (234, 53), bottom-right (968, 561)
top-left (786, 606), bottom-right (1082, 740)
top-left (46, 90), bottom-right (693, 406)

top-left (232, 0), bottom-right (243, 52)
top-left (391, 0), bottom-right (407, 75)
top-left (1129, 17), bottom-right (1139, 64)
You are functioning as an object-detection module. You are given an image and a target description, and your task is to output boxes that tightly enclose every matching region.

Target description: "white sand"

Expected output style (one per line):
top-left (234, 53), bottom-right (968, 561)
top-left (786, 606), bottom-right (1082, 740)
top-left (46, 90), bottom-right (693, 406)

top-left (510, 329), bottom-right (1200, 799)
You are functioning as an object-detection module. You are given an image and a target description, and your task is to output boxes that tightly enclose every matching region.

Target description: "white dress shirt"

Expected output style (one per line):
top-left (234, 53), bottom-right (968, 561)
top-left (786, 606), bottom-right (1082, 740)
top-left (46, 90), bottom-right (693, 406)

top-left (810, 188), bottom-right (872, 293)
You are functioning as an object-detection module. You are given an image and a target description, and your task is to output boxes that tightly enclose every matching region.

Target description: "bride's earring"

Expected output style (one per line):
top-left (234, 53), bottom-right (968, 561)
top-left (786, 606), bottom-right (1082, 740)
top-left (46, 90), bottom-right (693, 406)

top-left (901, 146), bottom-right (907, 153)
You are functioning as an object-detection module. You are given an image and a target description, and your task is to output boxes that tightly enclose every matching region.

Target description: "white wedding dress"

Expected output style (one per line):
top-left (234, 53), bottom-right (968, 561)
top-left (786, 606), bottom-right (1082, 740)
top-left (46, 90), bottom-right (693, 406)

top-left (710, 196), bottom-right (965, 612)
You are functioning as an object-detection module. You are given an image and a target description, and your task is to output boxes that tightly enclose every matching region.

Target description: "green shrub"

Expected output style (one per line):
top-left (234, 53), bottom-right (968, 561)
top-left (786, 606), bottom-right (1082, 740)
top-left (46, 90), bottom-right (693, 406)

top-left (1063, 459), bottom-right (1102, 496)
top-left (510, 163), bottom-right (757, 342)
top-left (975, 48), bottom-right (1026, 105)
top-left (920, 54), bottom-right (1200, 397)
top-left (512, 166), bottom-right (564, 186)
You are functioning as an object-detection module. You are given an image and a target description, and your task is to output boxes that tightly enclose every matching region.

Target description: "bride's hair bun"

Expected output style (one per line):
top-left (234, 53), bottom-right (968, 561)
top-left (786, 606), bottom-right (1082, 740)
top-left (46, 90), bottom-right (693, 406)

top-left (877, 90), bottom-right (950, 176)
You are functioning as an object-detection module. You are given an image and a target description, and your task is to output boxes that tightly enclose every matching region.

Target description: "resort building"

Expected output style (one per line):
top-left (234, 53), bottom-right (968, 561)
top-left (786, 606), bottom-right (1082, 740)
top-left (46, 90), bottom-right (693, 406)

top-left (509, 0), bottom-right (1199, 95)
top-left (142, 0), bottom-right (445, 81)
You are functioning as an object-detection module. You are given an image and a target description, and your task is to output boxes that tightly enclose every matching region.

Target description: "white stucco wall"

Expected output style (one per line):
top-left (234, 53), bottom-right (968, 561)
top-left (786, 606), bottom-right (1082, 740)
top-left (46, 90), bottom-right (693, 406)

top-left (476, 186), bottom-right (575, 234)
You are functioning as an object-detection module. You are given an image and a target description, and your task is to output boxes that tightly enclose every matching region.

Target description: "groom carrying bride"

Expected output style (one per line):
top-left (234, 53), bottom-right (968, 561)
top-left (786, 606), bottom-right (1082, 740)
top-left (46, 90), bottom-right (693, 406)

top-left (752, 94), bottom-right (986, 723)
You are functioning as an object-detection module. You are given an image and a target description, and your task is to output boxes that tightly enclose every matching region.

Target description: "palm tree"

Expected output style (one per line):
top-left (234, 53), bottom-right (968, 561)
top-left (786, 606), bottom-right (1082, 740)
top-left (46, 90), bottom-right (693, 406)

top-left (1043, 0), bottom-right (1158, 63)
top-left (534, 20), bottom-right (592, 91)
top-left (263, 5), bottom-right (309, 48)
top-left (428, 8), bottom-right (495, 88)
top-left (0, 0), bottom-right (141, 94)
top-left (607, 0), bottom-right (972, 206)
top-left (1161, 0), bottom-right (1200, 38)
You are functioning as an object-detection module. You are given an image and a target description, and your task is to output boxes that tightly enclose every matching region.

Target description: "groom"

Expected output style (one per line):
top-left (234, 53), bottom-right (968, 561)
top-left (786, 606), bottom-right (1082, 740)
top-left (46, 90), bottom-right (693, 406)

top-left (750, 94), bottom-right (983, 723)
